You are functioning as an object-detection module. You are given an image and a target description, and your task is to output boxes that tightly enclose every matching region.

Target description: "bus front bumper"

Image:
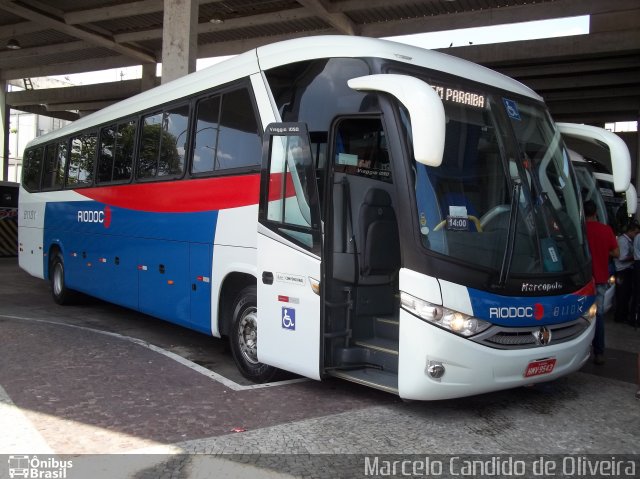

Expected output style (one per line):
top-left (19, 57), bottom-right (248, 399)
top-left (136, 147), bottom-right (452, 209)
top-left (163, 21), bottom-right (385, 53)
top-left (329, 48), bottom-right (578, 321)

top-left (397, 310), bottom-right (594, 400)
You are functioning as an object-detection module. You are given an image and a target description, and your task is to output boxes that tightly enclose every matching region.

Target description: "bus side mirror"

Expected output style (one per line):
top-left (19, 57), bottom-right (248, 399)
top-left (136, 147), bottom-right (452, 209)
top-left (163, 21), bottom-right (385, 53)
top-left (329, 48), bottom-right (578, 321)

top-left (348, 74), bottom-right (445, 167)
top-left (626, 183), bottom-right (637, 216)
top-left (558, 122), bottom-right (631, 193)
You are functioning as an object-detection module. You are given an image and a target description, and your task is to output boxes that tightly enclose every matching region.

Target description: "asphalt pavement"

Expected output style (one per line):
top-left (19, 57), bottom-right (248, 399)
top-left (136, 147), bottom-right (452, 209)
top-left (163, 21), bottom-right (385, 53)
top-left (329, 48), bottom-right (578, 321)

top-left (1, 257), bottom-right (639, 478)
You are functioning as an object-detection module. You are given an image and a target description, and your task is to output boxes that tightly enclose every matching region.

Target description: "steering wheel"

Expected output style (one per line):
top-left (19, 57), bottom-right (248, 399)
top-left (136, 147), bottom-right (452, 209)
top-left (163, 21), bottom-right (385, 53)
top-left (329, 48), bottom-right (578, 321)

top-left (433, 215), bottom-right (483, 232)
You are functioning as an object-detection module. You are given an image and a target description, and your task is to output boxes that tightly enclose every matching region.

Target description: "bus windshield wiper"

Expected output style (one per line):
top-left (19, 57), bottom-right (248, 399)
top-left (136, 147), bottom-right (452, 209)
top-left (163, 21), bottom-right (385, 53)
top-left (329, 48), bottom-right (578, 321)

top-left (497, 181), bottom-right (521, 288)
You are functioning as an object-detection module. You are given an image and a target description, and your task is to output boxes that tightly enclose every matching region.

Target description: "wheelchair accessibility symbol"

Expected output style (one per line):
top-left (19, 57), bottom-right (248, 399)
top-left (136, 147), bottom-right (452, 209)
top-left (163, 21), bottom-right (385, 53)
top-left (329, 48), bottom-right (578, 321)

top-left (503, 98), bottom-right (521, 120)
top-left (282, 307), bottom-right (296, 330)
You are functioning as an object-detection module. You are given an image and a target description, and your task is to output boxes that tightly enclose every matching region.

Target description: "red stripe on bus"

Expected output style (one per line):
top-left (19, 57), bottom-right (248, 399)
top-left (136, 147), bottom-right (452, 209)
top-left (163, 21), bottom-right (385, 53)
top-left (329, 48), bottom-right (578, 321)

top-left (572, 280), bottom-right (595, 297)
top-left (77, 174), bottom-right (261, 213)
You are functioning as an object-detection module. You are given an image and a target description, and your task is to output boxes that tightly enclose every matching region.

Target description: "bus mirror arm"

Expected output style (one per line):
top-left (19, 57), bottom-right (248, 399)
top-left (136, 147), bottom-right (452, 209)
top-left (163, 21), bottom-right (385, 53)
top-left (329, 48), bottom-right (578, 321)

top-left (626, 183), bottom-right (637, 216)
top-left (347, 74), bottom-right (446, 167)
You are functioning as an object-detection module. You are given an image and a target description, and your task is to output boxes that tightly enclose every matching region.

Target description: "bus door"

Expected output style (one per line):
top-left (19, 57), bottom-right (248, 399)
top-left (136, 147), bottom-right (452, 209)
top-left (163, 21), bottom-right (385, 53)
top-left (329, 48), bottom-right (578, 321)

top-left (257, 123), bottom-right (323, 380)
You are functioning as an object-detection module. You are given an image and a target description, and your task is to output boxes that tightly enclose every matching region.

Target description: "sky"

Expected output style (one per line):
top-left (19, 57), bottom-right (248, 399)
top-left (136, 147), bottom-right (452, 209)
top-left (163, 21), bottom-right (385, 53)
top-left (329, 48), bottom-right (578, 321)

top-left (47, 15), bottom-right (590, 85)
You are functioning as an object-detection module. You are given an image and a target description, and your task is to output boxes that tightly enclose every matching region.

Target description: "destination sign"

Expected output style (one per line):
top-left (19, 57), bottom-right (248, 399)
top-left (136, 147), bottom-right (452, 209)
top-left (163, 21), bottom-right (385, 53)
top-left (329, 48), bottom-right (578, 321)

top-left (431, 84), bottom-right (486, 108)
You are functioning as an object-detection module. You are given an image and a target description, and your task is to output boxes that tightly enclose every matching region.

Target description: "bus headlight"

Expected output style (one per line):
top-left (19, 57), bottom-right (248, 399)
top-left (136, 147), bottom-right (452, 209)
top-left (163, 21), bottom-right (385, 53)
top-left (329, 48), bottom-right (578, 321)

top-left (400, 292), bottom-right (491, 337)
top-left (585, 303), bottom-right (597, 323)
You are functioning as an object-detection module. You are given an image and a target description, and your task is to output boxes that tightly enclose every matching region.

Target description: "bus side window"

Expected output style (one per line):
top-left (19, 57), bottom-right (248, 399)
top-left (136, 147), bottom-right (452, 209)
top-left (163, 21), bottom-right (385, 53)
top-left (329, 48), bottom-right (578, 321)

top-left (68, 132), bottom-right (97, 187)
top-left (191, 95), bottom-right (221, 175)
top-left (113, 120), bottom-right (136, 181)
top-left (216, 88), bottom-right (261, 171)
top-left (98, 120), bottom-right (136, 183)
top-left (98, 125), bottom-right (116, 183)
top-left (23, 147), bottom-right (44, 192)
top-left (138, 112), bottom-right (162, 178)
top-left (42, 142), bottom-right (65, 190)
top-left (190, 87), bottom-right (261, 175)
top-left (138, 105), bottom-right (189, 180)
top-left (158, 105), bottom-right (189, 177)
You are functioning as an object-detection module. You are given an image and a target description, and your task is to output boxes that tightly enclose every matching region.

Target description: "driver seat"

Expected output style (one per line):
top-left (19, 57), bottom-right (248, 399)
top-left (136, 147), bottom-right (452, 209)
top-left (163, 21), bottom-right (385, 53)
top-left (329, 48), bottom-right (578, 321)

top-left (358, 188), bottom-right (400, 278)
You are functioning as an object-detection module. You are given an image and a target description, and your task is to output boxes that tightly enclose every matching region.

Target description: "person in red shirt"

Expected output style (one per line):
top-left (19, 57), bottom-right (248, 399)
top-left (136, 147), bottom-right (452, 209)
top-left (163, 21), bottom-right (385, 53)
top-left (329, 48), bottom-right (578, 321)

top-left (584, 200), bottom-right (619, 365)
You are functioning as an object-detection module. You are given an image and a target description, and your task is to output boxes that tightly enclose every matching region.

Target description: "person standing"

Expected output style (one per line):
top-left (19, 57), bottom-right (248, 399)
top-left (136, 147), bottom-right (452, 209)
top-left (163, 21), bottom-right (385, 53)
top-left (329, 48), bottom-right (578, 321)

top-left (584, 200), bottom-right (619, 365)
top-left (614, 222), bottom-right (639, 324)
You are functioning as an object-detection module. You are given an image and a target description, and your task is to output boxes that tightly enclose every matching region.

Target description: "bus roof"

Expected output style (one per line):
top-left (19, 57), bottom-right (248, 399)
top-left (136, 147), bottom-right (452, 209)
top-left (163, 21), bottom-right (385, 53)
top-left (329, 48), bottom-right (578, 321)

top-left (26, 35), bottom-right (540, 149)
top-left (257, 35), bottom-right (539, 100)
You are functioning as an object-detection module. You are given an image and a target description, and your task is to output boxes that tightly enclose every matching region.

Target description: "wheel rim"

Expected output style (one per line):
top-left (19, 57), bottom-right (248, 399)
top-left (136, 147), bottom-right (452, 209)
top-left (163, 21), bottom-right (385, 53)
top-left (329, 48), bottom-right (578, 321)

top-left (53, 262), bottom-right (64, 297)
top-left (237, 306), bottom-right (259, 365)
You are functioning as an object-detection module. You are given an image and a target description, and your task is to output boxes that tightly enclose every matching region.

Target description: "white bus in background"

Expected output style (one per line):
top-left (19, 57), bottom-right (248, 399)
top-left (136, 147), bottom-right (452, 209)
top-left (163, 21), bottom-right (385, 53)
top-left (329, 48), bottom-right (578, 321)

top-left (594, 171), bottom-right (637, 313)
top-left (567, 146), bottom-right (636, 313)
top-left (19, 36), bottom-right (631, 400)
top-left (560, 123), bottom-right (636, 233)
top-left (593, 172), bottom-right (637, 231)
top-left (561, 123), bottom-right (635, 314)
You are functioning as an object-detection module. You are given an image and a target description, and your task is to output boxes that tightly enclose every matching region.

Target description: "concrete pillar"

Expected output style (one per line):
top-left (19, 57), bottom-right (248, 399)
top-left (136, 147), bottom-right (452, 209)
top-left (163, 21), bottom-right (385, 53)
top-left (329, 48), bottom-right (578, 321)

top-left (141, 63), bottom-right (157, 92)
top-left (161, 0), bottom-right (198, 84)
top-left (1, 80), bottom-right (7, 182)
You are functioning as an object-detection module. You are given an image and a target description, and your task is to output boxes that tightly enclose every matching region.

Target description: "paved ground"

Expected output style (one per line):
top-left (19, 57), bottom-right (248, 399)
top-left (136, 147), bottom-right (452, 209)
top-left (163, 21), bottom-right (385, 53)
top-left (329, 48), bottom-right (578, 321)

top-left (0, 257), bottom-right (639, 478)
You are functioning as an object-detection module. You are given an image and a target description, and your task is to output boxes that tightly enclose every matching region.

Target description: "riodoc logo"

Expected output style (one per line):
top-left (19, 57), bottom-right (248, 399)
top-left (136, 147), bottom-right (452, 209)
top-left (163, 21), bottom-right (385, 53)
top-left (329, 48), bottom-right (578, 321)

top-left (489, 304), bottom-right (544, 320)
top-left (77, 206), bottom-right (111, 228)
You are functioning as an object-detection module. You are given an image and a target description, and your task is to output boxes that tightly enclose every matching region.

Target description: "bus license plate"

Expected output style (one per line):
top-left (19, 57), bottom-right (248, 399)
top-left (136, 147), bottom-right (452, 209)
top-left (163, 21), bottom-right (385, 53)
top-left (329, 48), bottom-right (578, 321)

top-left (524, 358), bottom-right (556, 378)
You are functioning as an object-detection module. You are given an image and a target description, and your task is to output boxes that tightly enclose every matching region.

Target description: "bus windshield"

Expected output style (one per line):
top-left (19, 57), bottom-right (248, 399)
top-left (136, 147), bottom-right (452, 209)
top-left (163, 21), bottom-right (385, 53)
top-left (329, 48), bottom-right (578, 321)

top-left (572, 162), bottom-right (608, 225)
top-left (400, 74), bottom-right (590, 284)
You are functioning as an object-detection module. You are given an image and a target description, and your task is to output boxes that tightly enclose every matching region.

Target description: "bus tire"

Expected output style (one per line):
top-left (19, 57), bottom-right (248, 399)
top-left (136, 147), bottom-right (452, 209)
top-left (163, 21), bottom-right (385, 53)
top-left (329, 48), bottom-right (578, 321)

top-left (229, 285), bottom-right (278, 383)
top-left (50, 254), bottom-right (77, 305)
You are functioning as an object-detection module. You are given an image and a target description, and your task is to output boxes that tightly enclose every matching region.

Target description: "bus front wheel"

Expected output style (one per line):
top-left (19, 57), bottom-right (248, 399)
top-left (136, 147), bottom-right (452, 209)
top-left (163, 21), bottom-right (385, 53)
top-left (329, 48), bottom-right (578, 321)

top-left (50, 254), bottom-right (77, 305)
top-left (229, 286), bottom-right (277, 383)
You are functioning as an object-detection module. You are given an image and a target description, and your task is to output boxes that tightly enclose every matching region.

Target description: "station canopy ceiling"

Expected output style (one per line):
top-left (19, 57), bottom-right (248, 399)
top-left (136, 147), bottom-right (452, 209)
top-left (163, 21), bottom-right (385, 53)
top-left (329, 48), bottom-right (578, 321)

top-left (1, 0), bottom-right (639, 124)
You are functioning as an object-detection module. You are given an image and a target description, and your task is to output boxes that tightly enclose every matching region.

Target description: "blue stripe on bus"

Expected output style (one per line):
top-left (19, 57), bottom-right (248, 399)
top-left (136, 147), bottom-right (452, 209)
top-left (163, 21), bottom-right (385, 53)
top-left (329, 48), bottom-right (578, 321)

top-left (44, 201), bottom-right (217, 242)
top-left (468, 286), bottom-right (595, 327)
top-left (43, 201), bottom-right (218, 334)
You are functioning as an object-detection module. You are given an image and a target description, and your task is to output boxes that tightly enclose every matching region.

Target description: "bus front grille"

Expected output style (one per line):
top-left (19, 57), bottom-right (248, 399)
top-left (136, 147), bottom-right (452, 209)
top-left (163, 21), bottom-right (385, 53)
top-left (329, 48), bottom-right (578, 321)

top-left (471, 318), bottom-right (591, 350)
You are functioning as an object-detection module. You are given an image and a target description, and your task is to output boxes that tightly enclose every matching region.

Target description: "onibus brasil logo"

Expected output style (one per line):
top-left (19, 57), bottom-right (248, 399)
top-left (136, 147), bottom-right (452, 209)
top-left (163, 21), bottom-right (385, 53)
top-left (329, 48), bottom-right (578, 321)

top-left (7, 455), bottom-right (73, 478)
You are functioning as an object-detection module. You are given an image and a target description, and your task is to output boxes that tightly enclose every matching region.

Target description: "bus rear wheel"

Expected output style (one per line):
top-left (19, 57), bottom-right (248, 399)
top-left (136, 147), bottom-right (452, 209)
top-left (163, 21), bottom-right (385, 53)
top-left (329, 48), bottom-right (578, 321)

top-left (50, 254), bottom-right (77, 305)
top-left (229, 285), bottom-right (277, 383)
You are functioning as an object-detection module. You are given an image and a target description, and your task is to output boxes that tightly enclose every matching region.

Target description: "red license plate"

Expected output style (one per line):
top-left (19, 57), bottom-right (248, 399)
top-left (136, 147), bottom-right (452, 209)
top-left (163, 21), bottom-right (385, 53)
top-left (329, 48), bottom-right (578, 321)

top-left (524, 358), bottom-right (556, 378)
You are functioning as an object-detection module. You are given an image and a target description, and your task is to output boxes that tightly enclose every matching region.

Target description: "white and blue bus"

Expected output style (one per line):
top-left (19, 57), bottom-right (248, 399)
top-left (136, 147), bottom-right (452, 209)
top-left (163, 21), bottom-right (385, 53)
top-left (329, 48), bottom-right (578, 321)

top-left (563, 125), bottom-right (636, 313)
top-left (561, 122), bottom-right (636, 235)
top-left (18, 36), bottom-right (631, 400)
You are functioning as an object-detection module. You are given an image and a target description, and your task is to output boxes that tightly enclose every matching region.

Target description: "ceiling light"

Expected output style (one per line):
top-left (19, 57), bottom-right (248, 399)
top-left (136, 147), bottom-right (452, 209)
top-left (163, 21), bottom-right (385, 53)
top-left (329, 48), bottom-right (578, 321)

top-left (6, 38), bottom-right (21, 50)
